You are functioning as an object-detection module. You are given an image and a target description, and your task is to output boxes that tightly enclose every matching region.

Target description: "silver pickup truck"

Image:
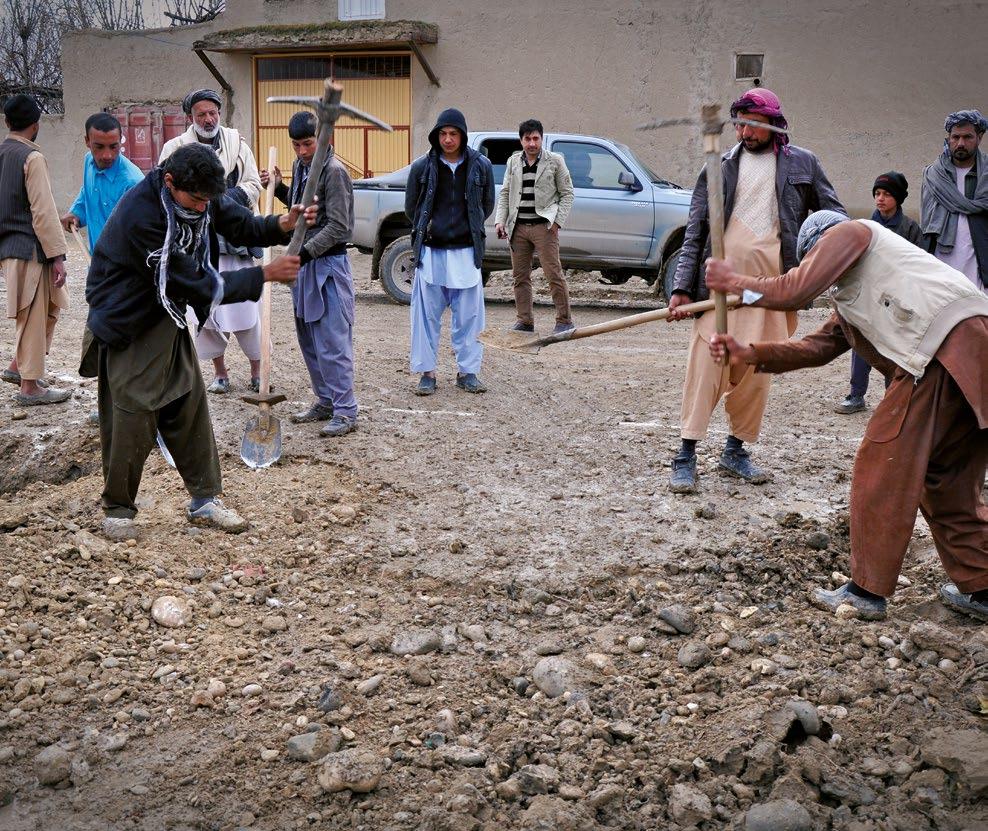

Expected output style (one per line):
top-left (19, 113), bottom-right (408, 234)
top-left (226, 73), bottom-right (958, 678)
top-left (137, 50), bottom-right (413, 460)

top-left (351, 131), bottom-right (693, 305)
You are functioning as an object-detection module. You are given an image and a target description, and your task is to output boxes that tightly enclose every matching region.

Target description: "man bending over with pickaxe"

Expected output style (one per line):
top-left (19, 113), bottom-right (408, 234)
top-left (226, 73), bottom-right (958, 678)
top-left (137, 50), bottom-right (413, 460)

top-left (705, 210), bottom-right (988, 623)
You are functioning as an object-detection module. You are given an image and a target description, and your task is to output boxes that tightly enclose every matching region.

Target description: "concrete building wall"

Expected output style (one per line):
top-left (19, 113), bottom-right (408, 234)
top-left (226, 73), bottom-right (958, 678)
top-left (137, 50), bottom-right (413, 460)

top-left (53, 0), bottom-right (984, 219)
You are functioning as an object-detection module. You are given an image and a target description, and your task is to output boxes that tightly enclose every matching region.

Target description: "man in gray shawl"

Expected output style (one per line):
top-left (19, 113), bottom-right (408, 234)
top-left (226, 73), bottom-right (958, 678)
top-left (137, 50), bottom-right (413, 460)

top-left (921, 109), bottom-right (988, 291)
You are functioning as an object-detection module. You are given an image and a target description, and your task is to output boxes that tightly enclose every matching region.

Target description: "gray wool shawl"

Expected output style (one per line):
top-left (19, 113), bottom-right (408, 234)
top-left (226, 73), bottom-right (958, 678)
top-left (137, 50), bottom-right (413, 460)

top-left (921, 149), bottom-right (988, 253)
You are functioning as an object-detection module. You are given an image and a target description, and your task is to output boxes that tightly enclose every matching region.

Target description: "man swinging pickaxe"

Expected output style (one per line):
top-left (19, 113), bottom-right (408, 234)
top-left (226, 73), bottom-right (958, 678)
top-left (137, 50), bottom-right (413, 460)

top-left (240, 80), bottom-right (392, 469)
top-left (637, 105), bottom-right (790, 356)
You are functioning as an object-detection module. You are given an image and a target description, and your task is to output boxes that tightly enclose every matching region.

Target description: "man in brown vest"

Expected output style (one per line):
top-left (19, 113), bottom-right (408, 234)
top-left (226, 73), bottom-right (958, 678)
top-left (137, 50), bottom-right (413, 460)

top-left (0, 94), bottom-right (70, 404)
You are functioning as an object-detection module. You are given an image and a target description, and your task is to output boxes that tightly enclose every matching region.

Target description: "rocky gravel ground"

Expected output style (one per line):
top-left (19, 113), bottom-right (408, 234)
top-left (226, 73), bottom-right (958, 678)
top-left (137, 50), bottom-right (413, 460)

top-left (0, 250), bottom-right (985, 830)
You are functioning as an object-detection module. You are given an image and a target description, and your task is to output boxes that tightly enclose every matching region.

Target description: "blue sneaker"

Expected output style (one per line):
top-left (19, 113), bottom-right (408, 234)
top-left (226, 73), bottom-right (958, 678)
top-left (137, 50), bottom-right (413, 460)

top-left (415, 375), bottom-right (437, 396)
top-left (669, 454), bottom-right (698, 493)
top-left (940, 583), bottom-right (988, 622)
top-left (455, 373), bottom-right (487, 393)
top-left (719, 447), bottom-right (770, 484)
top-left (320, 415), bottom-right (357, 438)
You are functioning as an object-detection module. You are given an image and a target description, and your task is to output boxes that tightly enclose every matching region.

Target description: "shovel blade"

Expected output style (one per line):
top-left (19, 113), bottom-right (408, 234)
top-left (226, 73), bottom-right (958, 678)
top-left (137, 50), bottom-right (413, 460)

top-left (241, 414), bottom-right (283, 470)
top-left (476, 328), bottom-right (544, 354)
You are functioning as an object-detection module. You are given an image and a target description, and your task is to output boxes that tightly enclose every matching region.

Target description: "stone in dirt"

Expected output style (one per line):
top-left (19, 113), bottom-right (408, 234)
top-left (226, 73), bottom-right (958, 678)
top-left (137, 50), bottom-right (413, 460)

top-left (317, 749), bottom-right (384, 793)
top-left (677, 640), bottom-right (711, 670)
top-left (317, 686), bottom-right (342, 713)
top-left (390, 629), bottom-right (442, 656)
top-left (261, 615), bottom-right (287, 633)
top-left (785, 700), bottom-right (821, 736)
top-left (35, 745), bottom-right (73, 786)
top-left (658, 604), bottom-right (696, 634)
top-left (745, 799), bottom-right (813, 831)
top-left (287, 729), bottom-right (341, 762)
top-left (511, 764), bottom-right (560, 795)
top-left (520, 795), bottom-right (595, 831)
top-left (532, 656), bottom-right (578, 698)
top-left (151, 595), bottom-right (192, 628)
top-left (920, 728), bottom-right (988, 797)
top-left (908, 621), bottom-right (963, 661)
top-left (668, 782), bottom-right (713, 825)
top-left (440, 745), bottom-right (487, 767)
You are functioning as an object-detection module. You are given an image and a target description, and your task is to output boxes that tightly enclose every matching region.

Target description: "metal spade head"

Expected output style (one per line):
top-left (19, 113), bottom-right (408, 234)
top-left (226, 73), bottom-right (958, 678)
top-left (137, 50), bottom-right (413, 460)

top-left (240, 412), bottom-right (283, 470)
top-left (477, 328), bottom-right (545, 354)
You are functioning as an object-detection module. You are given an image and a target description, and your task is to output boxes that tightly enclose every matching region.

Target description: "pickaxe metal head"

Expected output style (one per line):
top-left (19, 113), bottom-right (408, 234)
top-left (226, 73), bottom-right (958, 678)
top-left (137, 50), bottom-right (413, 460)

top-left (266, 94), bottom-right (394, 133)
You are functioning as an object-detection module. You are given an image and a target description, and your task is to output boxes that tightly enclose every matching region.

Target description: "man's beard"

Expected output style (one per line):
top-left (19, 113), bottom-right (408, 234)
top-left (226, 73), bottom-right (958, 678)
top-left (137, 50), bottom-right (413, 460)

top-left (951, 148), bottom-right (973, 163)
top-left (741, 135), bottom-right (774, 153)
top-left (195, 123), bottom-right (220, 140)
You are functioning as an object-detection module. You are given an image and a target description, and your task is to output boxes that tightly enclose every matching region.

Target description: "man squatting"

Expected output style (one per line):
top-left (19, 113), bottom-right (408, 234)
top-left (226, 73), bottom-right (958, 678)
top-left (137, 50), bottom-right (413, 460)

top-left (83, 144), bottom-right (312, 541)
top-left (667, 88), bottom-right (844, 492)
top-left (705, 210), bottom-right (988, 623)
top-left (263, 110), bottom-right (359, 438)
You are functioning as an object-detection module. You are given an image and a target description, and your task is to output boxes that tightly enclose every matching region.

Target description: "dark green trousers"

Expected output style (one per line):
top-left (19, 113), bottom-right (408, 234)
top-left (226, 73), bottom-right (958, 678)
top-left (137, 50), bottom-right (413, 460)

top-left (97, 336), bottom-right (221, 519)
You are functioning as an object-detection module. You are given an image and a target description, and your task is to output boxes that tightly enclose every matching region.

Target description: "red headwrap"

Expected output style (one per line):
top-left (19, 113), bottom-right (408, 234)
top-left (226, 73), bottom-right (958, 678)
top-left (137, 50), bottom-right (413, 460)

top-left (730, 88), bottom-right (790, 155)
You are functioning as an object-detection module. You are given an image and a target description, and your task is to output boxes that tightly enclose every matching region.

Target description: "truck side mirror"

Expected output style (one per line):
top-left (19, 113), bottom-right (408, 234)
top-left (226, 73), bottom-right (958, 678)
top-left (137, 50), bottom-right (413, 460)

top-left (618, 170), bottom-right (641, 191)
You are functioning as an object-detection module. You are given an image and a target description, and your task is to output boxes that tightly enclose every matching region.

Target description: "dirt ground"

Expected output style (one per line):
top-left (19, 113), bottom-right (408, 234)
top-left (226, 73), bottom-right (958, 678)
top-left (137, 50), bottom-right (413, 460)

top-left (0, 247), bottom-right (985, 831)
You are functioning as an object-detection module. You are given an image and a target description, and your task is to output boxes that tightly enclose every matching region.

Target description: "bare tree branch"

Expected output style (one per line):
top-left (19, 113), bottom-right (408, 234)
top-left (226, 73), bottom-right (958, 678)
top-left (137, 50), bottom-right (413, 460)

top-left (164, 0), bottom-right (224, 26)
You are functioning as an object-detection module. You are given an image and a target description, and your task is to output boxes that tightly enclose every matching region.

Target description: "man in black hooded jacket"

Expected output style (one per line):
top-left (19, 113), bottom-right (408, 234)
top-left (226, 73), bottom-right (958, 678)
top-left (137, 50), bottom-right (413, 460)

top-left (83, 144), bottom-right (308, 541)
top-left (405, 108), bottom-right (494, 395)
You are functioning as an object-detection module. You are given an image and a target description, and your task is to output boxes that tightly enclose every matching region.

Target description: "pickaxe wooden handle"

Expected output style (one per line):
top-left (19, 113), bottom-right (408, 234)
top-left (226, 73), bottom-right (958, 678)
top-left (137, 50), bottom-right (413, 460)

top-left (267, 80), bottom-right (393, 256)
top-left (701, 104), bottom-right (729, 339)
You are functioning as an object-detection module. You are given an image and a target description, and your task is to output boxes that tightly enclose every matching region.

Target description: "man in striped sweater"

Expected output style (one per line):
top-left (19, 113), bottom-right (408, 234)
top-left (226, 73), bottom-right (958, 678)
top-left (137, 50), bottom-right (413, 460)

top-left (495, 119), bottom-right (575, 334)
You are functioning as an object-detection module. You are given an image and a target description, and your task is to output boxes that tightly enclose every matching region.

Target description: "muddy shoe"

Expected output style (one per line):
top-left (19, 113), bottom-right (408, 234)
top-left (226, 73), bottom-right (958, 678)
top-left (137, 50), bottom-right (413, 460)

top-left (510, 321), bottom-right (535, 333)
top-left (187, 499), bottom-right (248, 533)
top-left (290, 402), bottom-right (333, 423)
top-left (2, 369), bottom-right (48, 388)
top-left (940, 583), bottom-right (988, 622)
top-left (834, 395), bottom-right (866, 414)
top-left (719, 448), bottom-right (770, 484)
top-left (102, 516), bottom-right (138, 541)
top-left (456, 373), bottom-right (487, 394)
top-left (321, 415), bottom-right (357, 438)
top-left (669, 455), bottom-right (698, 493)
top-left (552, 321), bottom-right (576, 335)
top-left (415, 375), bottom-right (437, 396)
top-left (207, 377), bottom-right (230, 394)
top-left (811, 583), bottom-right (887, 620)
top-left (14, 387), bottom-right (71, 406)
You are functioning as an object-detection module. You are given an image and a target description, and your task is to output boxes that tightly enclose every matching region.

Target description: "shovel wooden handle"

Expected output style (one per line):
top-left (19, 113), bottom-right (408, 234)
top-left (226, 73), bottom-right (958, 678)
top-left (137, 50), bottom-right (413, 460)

top-left (563, 295), bottom-right (742, 343)
top-left (258, 145), bottom-right (278, 409)
top-left (70, 226), bottom-right (90, 264)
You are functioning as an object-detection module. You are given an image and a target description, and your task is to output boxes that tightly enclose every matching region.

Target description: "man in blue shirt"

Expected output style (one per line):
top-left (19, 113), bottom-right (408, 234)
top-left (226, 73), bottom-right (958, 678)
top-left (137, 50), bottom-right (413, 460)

top-left (60, 113), bottom-right (144, 253)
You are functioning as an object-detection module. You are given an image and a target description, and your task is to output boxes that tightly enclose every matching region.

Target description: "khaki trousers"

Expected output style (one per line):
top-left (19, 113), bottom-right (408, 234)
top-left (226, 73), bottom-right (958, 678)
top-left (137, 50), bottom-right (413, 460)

top-left (3, 258), bottom-right (61, 381)
top-left (679, 315), bottom-right (771, 443)
top-left (851, 360), bottom-right (988, 596)
top-left (510, 221), bottom-right (572, 326)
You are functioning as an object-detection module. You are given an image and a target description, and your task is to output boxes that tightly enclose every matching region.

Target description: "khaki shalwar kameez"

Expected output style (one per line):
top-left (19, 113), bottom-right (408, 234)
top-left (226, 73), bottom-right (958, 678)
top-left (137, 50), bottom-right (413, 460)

top-left (1, 135), bottom-right (68, 380)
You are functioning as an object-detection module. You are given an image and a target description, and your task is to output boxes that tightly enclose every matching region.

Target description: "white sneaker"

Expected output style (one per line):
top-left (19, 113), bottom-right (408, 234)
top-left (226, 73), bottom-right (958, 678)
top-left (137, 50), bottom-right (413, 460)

top-left (102, 517), bottom-right (138, 541)
top-left (187, 499), bottom-right (248, 533)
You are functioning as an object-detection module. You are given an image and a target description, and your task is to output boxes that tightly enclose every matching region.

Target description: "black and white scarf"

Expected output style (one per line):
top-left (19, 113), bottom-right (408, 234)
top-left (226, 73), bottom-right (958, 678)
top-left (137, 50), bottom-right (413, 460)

top-left (149, 185), bottom-right (225, 329)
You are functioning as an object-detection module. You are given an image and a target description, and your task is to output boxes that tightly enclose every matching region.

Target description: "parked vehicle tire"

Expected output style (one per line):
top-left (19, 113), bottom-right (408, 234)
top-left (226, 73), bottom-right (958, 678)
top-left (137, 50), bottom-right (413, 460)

top-left (482, 269), bottom-right (491, 287)
top-left (599, 269), bottom-right (631, 285)
top-left (661, 247), bottom-right (682, 301)
top-left (380, 235), bottom-right (416, 305)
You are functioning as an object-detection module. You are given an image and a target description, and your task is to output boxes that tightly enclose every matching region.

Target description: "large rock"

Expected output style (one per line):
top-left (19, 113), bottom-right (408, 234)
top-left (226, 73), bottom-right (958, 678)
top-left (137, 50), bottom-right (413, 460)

top-left (745, 799), bottom-right (813, 831)
top-left (511, 764), bottom-right (560, 795)
top-left (317, 749), bottom-right (384, 793)
top-left (35, 745), bottom-right (72, 786)
top-left (151, 595), bottom-right (192, 628)
top-left (921, 728), bottom-right (988, 797)
top-left (668, 783), bottom-right (713, 825)
top-left (677, 641), bottom-right (712, 670)
top-left (519, 795), bottom-right (595, 831)
top-left (908, 621), bottom-right (963, 660)
top-left (532, 656), bottom-right (578, 698)
top-left (658, 604), bottom-right (697, 634)
top-left (286, 729), bottom-right (341, 762)
top-left (390, 629), bottom-right (442, 656)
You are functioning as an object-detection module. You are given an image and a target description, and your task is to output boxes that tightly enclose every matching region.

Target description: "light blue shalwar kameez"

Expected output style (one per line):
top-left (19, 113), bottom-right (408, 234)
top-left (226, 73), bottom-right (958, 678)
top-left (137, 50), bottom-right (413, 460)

top-left (409, 157), bottom-right (486, 375)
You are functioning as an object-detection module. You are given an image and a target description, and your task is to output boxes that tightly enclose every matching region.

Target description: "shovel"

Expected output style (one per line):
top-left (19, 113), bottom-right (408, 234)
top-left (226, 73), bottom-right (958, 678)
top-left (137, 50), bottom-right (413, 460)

top-left (72, 225), bottom-right (178, 467)
top-left (240, 145), bottom-right (287, 469)
top-left (478, 294), bottom-right (742, 354)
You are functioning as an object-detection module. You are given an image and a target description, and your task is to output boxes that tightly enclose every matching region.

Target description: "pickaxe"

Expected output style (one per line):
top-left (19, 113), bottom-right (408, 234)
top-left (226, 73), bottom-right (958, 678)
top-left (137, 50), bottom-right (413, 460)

top-left (240, 80), bottom-right (392, 468)
top-left (638, 105), bottom-right (788, 353)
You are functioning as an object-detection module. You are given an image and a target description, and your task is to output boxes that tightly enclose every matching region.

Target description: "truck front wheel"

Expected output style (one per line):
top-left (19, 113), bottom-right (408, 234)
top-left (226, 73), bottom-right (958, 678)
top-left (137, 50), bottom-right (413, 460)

top-left (380, 236), bottom-right (416, 305)
top-left (661, 247), bottom-right (682, 301)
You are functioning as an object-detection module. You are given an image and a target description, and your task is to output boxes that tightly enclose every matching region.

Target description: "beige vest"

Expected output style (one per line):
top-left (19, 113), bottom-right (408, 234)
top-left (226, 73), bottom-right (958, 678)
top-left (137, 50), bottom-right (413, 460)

top-left (830, 219), bottom-right (988, 378)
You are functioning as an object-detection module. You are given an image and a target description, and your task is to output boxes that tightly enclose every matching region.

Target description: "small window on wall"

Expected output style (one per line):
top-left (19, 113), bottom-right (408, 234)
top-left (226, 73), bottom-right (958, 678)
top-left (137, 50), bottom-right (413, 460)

top-left (735, 54), bottom-right (764, 80)
top-left (339, 0), bottom-right (384, 20)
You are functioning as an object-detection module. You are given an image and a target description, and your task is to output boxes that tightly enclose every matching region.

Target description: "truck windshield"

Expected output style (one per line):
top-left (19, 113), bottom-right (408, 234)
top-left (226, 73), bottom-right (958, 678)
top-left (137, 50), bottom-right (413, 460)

top-left (615, 143), bottom-right (682, 189)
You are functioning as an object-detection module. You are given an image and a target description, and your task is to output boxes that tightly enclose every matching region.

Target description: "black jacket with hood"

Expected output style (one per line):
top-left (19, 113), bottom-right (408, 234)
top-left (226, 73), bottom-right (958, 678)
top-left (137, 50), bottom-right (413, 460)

top-left (405, 108), bottom-right (495, 269)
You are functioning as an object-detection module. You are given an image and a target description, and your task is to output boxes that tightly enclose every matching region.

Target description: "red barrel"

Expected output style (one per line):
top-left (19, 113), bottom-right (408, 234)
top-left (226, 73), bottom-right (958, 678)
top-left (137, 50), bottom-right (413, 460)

top-left (126, 106), bottom-right (154, 172)
top-left (162, 107), bottom-right (188, 146)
